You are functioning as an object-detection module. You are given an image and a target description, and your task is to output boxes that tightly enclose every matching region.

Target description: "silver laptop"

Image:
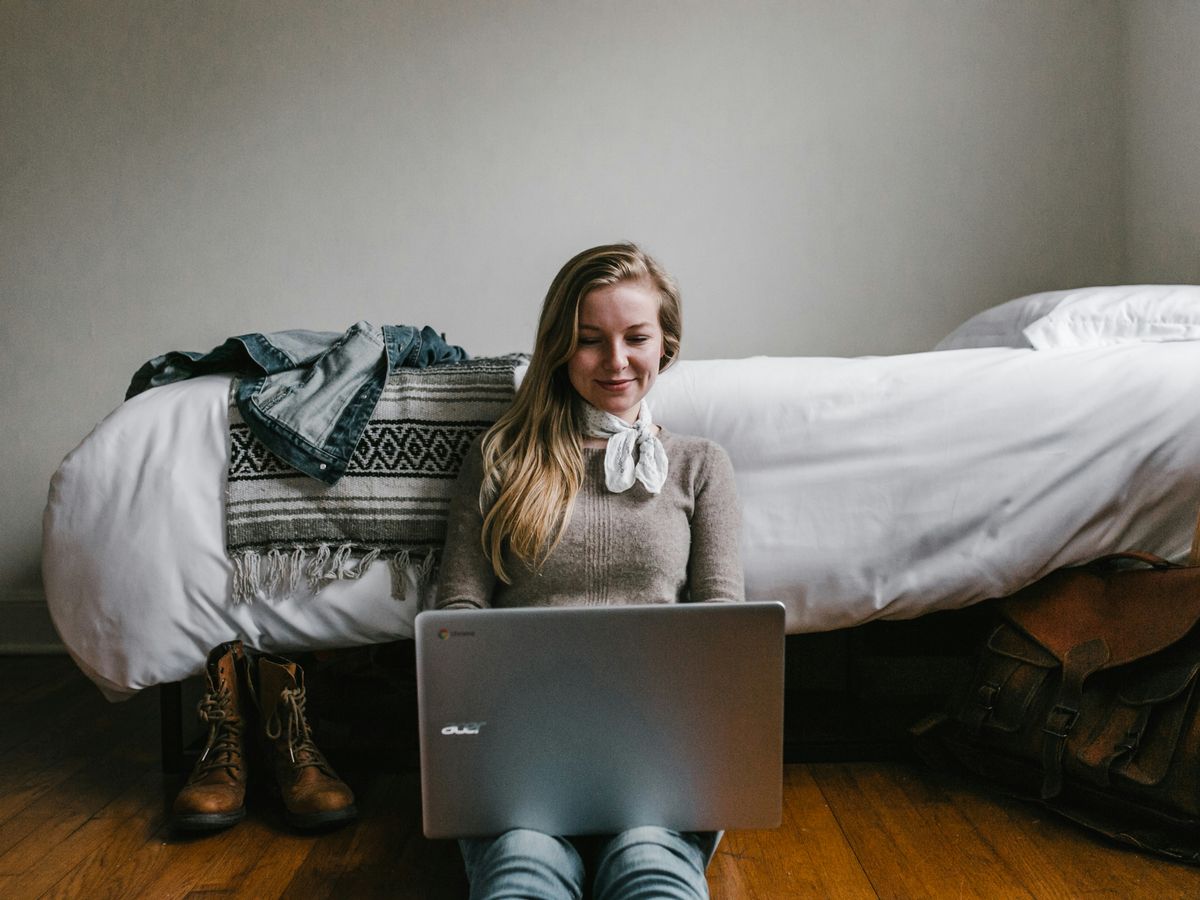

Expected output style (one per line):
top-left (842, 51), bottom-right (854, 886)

top-left (415, 601), bottom-right (785, 839)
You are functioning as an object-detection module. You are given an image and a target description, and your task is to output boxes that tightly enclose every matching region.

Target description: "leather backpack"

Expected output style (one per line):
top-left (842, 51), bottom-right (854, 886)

top-left (913, 551), bottom-right (1200, 863)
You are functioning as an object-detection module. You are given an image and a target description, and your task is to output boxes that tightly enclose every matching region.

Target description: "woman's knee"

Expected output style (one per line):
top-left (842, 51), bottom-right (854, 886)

top-left (460, 829), bottom-right (585, 900)
top-left (592, 827), bottom-right (710, 900)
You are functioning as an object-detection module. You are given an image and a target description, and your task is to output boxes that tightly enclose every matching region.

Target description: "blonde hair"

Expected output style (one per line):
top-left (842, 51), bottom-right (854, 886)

top-left (479, 242), bottom-right (682, 581)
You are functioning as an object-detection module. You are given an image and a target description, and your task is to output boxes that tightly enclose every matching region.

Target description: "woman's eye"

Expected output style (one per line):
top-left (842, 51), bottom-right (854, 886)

top-left (627, 335), bottom-right (649, 344)
top-left (577, 337), bottom-right (600, 346)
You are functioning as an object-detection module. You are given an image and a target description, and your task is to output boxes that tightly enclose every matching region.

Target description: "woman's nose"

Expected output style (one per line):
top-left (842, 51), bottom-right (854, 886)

top-left (604, 343), bottom-right (627, 370)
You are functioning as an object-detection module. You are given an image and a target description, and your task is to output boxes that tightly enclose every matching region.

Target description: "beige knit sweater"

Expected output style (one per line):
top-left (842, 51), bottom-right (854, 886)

top-left (435, 430), bottom-right (745, 609)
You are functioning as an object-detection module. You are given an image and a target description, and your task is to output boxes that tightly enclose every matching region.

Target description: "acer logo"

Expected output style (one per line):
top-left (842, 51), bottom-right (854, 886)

top-left (441, 722), bottom-right (486, 736)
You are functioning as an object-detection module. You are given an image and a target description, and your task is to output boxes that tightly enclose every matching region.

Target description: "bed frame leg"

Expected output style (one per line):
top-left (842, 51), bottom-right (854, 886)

top-left (160, 681), bottom-right (184, 774)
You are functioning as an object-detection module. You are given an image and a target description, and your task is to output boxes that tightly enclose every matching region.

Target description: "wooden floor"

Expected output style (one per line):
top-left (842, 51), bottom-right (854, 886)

top-left (4, 655), bottom-right (1200, 898)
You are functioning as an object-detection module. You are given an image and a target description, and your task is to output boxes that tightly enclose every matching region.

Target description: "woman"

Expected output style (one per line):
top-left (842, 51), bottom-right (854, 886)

top-left (436, 242), bottom-right (744, 900)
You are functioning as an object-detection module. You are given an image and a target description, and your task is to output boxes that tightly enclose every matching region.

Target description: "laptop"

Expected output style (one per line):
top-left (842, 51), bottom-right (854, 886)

top-left (415, 601), bottom-right (785, 839)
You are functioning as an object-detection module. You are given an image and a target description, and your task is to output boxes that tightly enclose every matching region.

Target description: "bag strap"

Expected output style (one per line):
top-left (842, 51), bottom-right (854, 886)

top-left (1040, 638), bottom-right (1109, 799)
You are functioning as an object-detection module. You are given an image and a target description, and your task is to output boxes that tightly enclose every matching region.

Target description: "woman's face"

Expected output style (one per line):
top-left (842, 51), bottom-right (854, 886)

top-left (566, 279), bottom-right (664, 424)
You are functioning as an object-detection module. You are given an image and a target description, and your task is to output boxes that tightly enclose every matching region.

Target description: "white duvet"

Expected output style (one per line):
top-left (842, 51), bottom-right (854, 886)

top-left (43, 344), bottom-right (1200, 699)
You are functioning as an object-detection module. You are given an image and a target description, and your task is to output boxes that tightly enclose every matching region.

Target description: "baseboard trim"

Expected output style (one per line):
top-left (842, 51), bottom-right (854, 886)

top-left (0, 590), bottom-right (66, 654)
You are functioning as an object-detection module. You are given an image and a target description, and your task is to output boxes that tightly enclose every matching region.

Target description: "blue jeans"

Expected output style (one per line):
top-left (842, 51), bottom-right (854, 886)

top-left (460, 827), bottom-right (717, 899)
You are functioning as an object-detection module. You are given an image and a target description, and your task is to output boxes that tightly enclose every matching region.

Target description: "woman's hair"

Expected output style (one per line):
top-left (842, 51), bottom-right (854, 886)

top-left (478, 242), bottom-right (682, 581)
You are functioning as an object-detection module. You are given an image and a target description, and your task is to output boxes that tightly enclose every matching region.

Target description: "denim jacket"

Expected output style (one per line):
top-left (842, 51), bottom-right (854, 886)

top-left (127, 322), bottom-right (469, 484)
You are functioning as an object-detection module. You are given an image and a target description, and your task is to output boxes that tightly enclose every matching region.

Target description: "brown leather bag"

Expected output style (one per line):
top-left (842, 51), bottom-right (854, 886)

top-left (913, 551), bottom-right (1200, 863)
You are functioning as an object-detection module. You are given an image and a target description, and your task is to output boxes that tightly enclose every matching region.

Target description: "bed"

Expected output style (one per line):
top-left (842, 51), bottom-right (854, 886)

top-left (42, 286), bottom-right (1200, 701)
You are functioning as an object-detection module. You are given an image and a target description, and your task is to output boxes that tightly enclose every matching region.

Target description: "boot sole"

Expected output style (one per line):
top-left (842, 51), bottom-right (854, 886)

top-left (171, 807), bottom-right (246, 832)
top-left (285, 803), bottom-right (358, 830)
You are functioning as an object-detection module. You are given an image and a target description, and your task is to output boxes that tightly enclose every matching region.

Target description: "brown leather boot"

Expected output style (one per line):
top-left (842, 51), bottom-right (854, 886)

top-left (171, 640), bottom-right (252, 831)
top-left (250, 653), bottom-right (357, 829)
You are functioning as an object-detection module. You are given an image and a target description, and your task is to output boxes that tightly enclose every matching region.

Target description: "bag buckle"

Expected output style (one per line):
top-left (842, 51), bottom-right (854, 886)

top-left (975, 682), bottom-right (999, 710)
top-left (1043, 704), bottom-right (1079, 738)
top-left (1115, 725), bottom-right (1144, 756)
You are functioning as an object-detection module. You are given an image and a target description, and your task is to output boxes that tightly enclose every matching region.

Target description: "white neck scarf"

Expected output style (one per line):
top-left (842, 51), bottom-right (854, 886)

top-left (580, 401), bottom-right (669, 494)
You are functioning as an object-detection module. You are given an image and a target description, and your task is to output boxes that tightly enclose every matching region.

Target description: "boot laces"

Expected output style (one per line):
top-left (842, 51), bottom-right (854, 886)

top-left (194, 686), bottom-right (243, 776)
top-left (264, 685), bottom-right (331, 771)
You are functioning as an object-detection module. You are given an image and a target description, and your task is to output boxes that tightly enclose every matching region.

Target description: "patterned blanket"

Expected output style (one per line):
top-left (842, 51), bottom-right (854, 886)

top-left (226, 356), bottom-right (520, 603)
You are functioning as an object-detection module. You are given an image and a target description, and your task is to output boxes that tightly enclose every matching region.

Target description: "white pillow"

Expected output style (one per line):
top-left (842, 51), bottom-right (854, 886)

top-left (1021, 285), bottom-right (1200, 349)
top-left (934, 290), bottom-right (1071, 350)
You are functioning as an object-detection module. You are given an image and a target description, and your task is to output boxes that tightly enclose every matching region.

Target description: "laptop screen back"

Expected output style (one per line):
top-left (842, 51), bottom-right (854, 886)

top-left (416, 602), bottom-right (785, 839)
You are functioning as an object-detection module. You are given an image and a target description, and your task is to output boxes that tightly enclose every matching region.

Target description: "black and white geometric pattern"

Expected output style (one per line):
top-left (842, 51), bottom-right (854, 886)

top-left (347, 419), bottom-right (491, 477)
top-left (228, 420), bottom-right (491, 481)
top-left (229, 425), bottom-right (299, 479)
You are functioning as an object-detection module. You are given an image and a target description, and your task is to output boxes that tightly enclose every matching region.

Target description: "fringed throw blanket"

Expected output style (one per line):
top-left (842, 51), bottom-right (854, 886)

top-left (226, 356), bottom-right (520, 603)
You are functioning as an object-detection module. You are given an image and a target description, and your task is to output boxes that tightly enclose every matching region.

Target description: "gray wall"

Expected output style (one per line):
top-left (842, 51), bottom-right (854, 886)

top-left (4, 1), bottom-right (1187, 638)
top-left (1122, 0), bottom-right (1200, 283)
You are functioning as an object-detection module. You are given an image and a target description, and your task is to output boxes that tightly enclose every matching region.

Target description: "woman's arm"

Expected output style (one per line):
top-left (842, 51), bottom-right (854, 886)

top-left (687, 442), bottom-right (745, 603)
top-left (434, 436), bottom-right (498, 610)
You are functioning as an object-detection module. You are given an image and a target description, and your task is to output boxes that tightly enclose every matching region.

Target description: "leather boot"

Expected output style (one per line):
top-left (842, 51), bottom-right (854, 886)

top-left (251, 653), bottom-right (357, 829)
top-left (171, 640), bottom-right (252, 831)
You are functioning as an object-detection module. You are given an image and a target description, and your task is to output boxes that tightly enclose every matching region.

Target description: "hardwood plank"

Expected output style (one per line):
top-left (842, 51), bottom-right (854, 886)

top-left (169, 814), bottom-right (300, 898)
top-left (3, 816), bottom-right (128, 897)
top-left (225, 828), bottom-right (316, 899)
top-left (92, 769), bottom-right (176, 821)
top-left (0, 814), bottom-right (88, 876)
top-left (0, 729), bottom-right (163, 876)
top-left (2, 771), bottom-right (167, 892)
top-left (105, 812), bottom-right (273, 899)
top-left (0, 708), bottom-right (108, 845)
top-left (708, 765), bottom-right (875, 900)
top-left (0, 807), bottom-right (42, 858)
top-left (14, 739), bottom-right (156, 823)
top-left (0, 684), bottom-right (157, 825)
top-left (40, 773), bottom-right (172, 899)
top-left (813, 762), bottom-right (1034, 899)
top-left (933, 770), bottom-right (1200, 900)
top-left (278, 809), bottom-right (367, 899)
top-left (328, 772), bottom-right (468, 900)
top-left (0, 754), bottom-right (86, 825)
top-left (315, 770), bottom-right (425, 899)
